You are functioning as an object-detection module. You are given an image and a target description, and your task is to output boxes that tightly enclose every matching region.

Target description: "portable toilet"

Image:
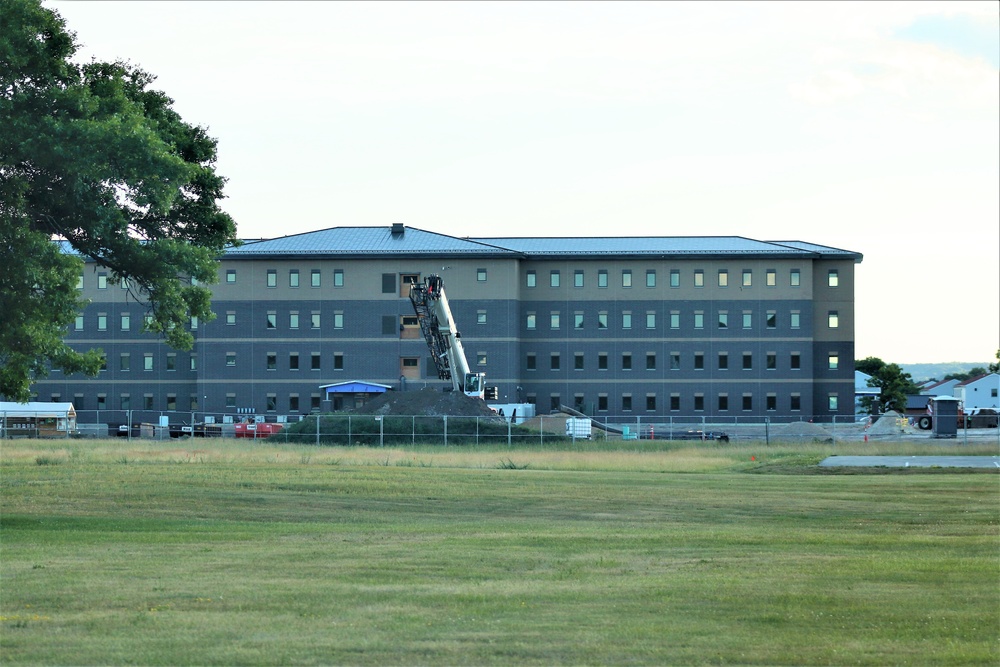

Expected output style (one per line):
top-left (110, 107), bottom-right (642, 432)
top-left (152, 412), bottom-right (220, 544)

top-left (931, 396), bottom-right (959, 439)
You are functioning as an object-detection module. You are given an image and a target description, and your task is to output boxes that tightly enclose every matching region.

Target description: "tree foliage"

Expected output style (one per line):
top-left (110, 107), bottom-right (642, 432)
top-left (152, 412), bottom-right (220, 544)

top-left (989, 350), bottom-right (999, 375)
top-left (855, 357), bottom-right (920, 414)
top-left (0, 0), bottom-right (238, 401)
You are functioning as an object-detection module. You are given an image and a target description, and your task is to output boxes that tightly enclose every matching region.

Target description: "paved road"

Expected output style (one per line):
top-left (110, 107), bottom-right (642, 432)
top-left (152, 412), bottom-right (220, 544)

top-left (819, 456), bottom-right (1000, 468)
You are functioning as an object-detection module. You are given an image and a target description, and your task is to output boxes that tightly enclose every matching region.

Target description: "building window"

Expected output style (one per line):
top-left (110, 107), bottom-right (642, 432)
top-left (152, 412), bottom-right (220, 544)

top-left (646, 270), bottom-right (656, 288)
top-left (598, 270), bottom-right (608, 288)
top-left (226, 394), bottom-right (236, 409)
top-left (742, 312), bottom-right (752, 329)
top-left (694, 311), bottom-right (704, 329)
top-left (718, 311), bottom-right (728, 329)
top-left (190, 316), bottom-right (198, 330)
top-left (828, 394), bottom-right (839, 411)
top-left (597, 312), bottom-right (608, 329)
top-left (828, 311), bottom-right (839, 328)
top-left (718, 352), bottom-right (728, 370)
top-left (694, 353), bottom-right (704, 370)
top-left (598, 394), bottom-right (608, 412)
top-left (766, 394), bottom-right (777, 411)
top-left (767, 353), bottom-right (777, 370)
top-left (526, 271), bottom-right (536, 288)
top-left (646, 394), bottom-right (656, 411)
top-left (742, 269), bottom-right (752, 287)
top-left (550, 395), bottom-right (561, 412)
top-left (166, 394), bottom-right (176, 411)
top-left (289, 395), bottom-right (300, 412)
top-left (550, 353), bottom-right (560, 371)
top-left (289, 312), bottom-right (299, 329)
top-left (334, 269), bottom-right (344, 287)
top-left (790, 269), bottom-right (800, 287)
top-left (289, 269), bottom-right (299, 288)
top-left (670, 312), bottom-right (680, 329)
top-left (226, 352), bottom-right (236, 367)
top-left (574, 353), bottom-right (584, 370)
top-left (718, 270), bottom-right (728, 287)
top-left (76, 274), bottom-right (84, 289)
top-left (646, 353), bottom-right (656, 371)
top-left (267, 269), bottom-right (277, 288)
top-left (119, 353), bottom-right (130, 371)
top-left (226, 269), bottom-right (236, 283)
top-left (526, 313), bottom-right (536, 330)
top-left (267, 394), bottom-right (277, 412)
top-left (311, 394), bottom-right (322, 412)
top-left (828, 269), bottom-right (839, 287)
top-left (766, 269), bottom-right (776, 287)
top-left (311, 353), bottom-right (321, 371)
top-left (98, 273), bottom-right (108, 289)
top-left (829, 353), bottom-right (839, 370)
top-left (96, 394), bottom-right (106, 409)
top-left (622, 394), bottom-right (632, 411)
top-left (574, 270), bottom-right (584, 288)
top-left (312, 312), bottom-right (322, 329)
top-left (670, 394), bottom-right (680, 411)
top-left (478, 353), bottom-right (488, 366)
top-left (526, 353), bottom-right (536, 371)
top-left (694, 394), bottom-right (704, 411)
top-left (381, 273), bottom-right (395, 294)
top-left (718, 394), bottom-right (728, 411)
top-left (311, 269), bottom-right (321, 287)
top-left (622, 270), bottom-right (632, 288)
top-left (289, 352), bottom-right (299, 371)
top-left (266, 353), bottom-right (277, 371)
top-left (694, 270), bottom-right (704, 288)
top-left (121, 394), bottom-right (130, 410)
top-left (743, 394), bottom-right (753, 411)
top-left (550, 312), bottom-right (560, 329)
top-left (550, 270), bottom-right (560, 288)
top-left (75, 315), bottom-right (84, 331)
top-left (670, 352), bottom-right (680, 370)
top-left (120, 313), bottom-right (130, 331)
top-left (190, 354), bottom-right (197, 371)
top-left (790, 352), bottom-right (800, 370)
top-left (791, 393), bottom-right (801, 411)
top-left (598, 352), bottom-right (608, 371)
top-left (477, 268), bottom-right (487, 282)
top-left (574, 312), bottom-right (584, 329)
top-left (766, 311), bottom-right (776, 329)
top-left (670, 269), bottom-right (680, 288)
top-left (333, 353), bottom-right (343, 370)
top-left (646, 311), bottom-right (656, 329)
top-left (334, 312), bottom-right (344, 329)
top-left (790, 311), bottom-right (801, 329)
top-left (143, 394), bottom-right (153, 410)
top-left (622, 311), bottom-right (632, 329)
top-left (622, 352), bottom-right (632, 371)
top-left (266, 312), bottom-right (277, 329)
top-left (166, 353), bottom-right (176, 371)
top-left (743, 353), bottom-right (752, 370)
top-left (226, 312), bottom-right (236, 326)
top-left (477, 310), bottom-right (487, 325)
top-left (98, 314), bottom-right (107, 331)
top-left (144, 353), bottom-right (153, 371)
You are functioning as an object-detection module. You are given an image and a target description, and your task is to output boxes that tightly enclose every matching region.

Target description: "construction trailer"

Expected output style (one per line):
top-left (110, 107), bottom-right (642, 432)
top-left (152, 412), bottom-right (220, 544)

top-left (0, 402), bottom-right (77, 438)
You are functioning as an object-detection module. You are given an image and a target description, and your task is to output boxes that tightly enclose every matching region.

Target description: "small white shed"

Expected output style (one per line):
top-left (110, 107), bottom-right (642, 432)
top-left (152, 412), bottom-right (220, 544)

top-left (0, 402), bottom-right (77, 437)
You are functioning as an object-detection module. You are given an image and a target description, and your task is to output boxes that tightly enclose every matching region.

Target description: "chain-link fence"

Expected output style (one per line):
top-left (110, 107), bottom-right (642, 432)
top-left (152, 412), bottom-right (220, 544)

top-left (5, 409), bottom-right (998, 445)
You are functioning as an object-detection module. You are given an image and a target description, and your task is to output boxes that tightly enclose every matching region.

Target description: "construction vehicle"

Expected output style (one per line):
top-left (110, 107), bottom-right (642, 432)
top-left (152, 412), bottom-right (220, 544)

top-left (409, 274), bottom-right (488, 400)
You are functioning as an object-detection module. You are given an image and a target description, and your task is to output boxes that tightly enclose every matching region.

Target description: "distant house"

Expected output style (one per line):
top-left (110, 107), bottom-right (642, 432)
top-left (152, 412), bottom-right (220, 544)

top-left (0, 402), bottom-right (77, 437)
top-left (920, 379), bottom-right (960, 397)
top-left (954, 374), bottom-right (1000, 411)
top-left (854, 371), bottom-right (880, 413)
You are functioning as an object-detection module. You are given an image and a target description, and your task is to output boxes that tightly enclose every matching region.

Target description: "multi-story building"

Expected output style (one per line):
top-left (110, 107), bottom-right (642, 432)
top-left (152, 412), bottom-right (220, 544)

top-left (35, 224), bottom-right (862, 423)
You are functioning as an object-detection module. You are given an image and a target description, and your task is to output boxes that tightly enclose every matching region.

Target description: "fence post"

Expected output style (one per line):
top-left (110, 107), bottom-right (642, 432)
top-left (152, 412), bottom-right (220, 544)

top-left (443, 415), bottom-right (448, 447)
top-left (316, 414), bottom-right (320, 446)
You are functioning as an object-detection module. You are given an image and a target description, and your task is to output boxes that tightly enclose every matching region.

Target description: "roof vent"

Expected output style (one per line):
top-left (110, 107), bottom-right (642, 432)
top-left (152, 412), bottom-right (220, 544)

top-left (390, 223), bottom-right (405, 236)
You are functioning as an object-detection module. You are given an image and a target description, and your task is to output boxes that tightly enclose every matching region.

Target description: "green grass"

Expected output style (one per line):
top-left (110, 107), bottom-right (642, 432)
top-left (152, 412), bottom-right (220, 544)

top-left (1, 439), bottom-right (997, 665)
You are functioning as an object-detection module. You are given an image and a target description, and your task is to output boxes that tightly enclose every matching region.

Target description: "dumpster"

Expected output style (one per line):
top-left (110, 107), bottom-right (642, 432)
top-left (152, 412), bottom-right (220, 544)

top-left (931, 396), bottom-right (959, 439)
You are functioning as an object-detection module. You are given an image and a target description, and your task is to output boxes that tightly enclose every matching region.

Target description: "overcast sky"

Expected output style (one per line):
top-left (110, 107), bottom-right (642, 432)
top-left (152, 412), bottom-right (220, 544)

top-left (47, 1), bottom-right (999, 366)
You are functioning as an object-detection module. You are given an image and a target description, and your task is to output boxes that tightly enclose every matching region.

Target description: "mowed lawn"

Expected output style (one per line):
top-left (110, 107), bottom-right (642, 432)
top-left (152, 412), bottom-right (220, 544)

top-left (1, 439), bottom-right (997, 666)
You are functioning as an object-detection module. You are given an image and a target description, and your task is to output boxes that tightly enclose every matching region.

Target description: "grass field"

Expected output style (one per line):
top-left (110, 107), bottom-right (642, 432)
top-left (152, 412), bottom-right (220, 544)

top-left (2, 438), bottom-right (997, 665)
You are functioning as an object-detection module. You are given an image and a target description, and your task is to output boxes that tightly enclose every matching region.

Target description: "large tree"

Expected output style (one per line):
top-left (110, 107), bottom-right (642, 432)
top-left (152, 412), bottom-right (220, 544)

top-left (855, 357), bottom-right (920, 414)
top-left (0, 0), bottom-right (238, 402)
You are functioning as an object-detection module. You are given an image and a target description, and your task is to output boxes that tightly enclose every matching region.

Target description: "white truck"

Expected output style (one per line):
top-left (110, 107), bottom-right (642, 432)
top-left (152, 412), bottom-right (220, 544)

top-left (409, 275), bottom-right (488, 400)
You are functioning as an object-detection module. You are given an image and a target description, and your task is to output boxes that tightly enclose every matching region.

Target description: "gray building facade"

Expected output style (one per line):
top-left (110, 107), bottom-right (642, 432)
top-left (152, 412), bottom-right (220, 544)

top-left (36, 225), bottom-right (862, 423)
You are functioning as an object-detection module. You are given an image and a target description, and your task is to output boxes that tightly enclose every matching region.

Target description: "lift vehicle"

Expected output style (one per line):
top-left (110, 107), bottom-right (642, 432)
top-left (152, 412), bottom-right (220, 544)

top-left (409, 274), bottom-right (488, 400)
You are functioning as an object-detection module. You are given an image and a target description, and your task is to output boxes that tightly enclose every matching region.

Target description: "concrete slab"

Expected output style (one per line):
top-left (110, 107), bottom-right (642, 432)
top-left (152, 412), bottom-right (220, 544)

top-left (819, 456), bottom-right (1000, 469)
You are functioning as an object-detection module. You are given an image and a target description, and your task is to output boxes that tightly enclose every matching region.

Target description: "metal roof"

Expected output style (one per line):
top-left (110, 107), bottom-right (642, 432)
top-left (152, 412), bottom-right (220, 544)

top-left (224, 226), bottom-right (862, 260)
top-left (225, 226), bottom-right (516, 259)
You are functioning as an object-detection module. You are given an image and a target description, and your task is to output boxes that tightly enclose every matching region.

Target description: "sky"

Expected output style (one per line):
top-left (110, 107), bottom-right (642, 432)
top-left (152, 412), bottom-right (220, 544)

top-left (46, 1), bottom-right (1000, 366)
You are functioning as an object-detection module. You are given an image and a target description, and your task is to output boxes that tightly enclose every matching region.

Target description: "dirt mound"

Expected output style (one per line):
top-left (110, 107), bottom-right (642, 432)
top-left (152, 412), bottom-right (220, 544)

top-left (865, 410), bottom-right (914, 436)
top-left (774, 420), bottom-right (833, 442)
top-left (350, 387), bottom-right (500, 417)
